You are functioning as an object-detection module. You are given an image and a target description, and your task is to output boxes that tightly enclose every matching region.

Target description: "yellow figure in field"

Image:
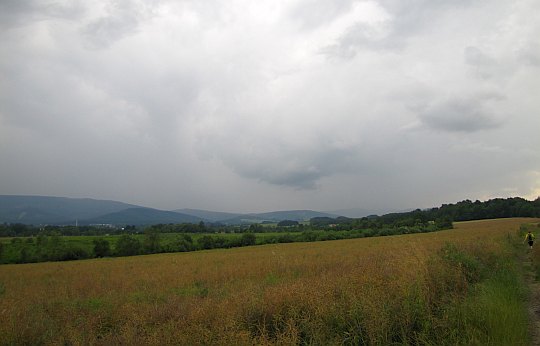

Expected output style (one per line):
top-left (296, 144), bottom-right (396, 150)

top-left (524, 230), bottom-right (535, 249)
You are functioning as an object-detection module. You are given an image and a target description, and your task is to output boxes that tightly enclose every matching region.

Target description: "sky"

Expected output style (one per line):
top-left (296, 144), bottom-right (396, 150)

top-left (1, 0), bottom-right (539, 214)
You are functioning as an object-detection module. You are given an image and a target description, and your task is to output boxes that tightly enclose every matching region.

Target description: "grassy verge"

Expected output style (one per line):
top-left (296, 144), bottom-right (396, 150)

top-left (523, 223), bottom-right (540, 278)
top-left (424, 241), bottom-right (529, 345)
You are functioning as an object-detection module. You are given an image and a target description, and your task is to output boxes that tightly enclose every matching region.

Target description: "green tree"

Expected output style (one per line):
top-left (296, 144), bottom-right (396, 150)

top-left (115, 234), bottom-right (142, 256)
top-left (198, 235), bottom-right (215, 250)
top-left (46, 233), bottom-right (66, 261)
top-left (143, 229), bottom-right (161, 254)
top-left (240, 233), bottom-right (256, 246)
top-left (277, 220), bottom-right (299, 227)
top-left (93, 238), bottom-right (111, 257)
top-left (169, 234), bottom-right (194, 252)
top-left (435, 217), bottom-right (453, 229)
top-left (248, 224), bottom-right (263, 232)
top-left (19, 246), bottom-right (30, 263)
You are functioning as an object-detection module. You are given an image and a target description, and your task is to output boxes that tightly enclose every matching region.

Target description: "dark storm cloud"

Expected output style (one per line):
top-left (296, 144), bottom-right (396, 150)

top-left (418, 95), bottom-right (503, 133)
top-left (224, 144), bottom-right (361, 189)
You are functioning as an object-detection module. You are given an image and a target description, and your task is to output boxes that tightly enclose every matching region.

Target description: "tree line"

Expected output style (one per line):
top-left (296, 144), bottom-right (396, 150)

top-left (310, 197), bottom-right (540, 229)
top-left (0, 230), bottom-right (260, 264)
top-left (1, 196), bottom-right (538, 264)
top-left (0, 225), bottom-right (444, 264)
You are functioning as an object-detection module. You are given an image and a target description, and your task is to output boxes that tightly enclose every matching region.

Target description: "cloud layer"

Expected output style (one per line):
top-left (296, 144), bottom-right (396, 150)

top-left (1, 0), bottom-right (539, 212)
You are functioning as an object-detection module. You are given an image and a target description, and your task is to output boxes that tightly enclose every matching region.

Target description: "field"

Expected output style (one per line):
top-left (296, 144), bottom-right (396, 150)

top-left (1, 218), bottom-right (539, 345)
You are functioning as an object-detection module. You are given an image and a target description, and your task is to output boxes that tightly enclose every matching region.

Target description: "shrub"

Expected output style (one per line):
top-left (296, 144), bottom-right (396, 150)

top-left (198, 235), bottom-right (215, 250)
top-left (241, 233), bottom-right (256, 246)
top-left (93, 238), bottom-right (111, 258)
top-left (115, 234), bottom-right (142, 256)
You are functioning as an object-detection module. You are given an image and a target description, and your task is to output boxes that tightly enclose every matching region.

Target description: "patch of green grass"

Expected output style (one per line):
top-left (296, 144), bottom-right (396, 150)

top-left (264, 272), bottom-right (281, 285)
top-left (129, 290), bottom-right (167, 303)
top-left (427, 239), bottom-right (529, 345)
top-left (81, 298), bottom-right (108, 311)
top-left (171, 281), bottom-right (209, 298)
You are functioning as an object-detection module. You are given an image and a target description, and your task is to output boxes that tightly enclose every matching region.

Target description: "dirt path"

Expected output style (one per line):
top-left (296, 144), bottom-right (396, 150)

top-left (524, 250), bottom-right (540, 345)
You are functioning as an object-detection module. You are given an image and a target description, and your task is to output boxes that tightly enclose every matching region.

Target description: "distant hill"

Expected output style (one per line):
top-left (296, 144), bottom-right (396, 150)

top-left (326, 208), bottom-right (388, 218)
top-left (219, 210), bottom-right (339, 225)
top-left (82, 207), bottom-right (202, 226)
top-left (0, 195), bottom-right (137, 224)
top-left (174, 209), bottom-right (243, 222)
top-left (0, 195), bottom-right (338, 226)
top-left (255, 210), bottom-right (339, 221)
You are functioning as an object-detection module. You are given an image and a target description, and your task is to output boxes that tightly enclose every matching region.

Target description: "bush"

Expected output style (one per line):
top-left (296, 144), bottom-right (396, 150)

top-left (60, 245), bottom-right (90, 261)
top-left (198, 235), bottom-right (215, 250)
top-left (143, 230), bottom-right (161, 254)
top-left (115, 234), bottom-right (142, 256)
top-left (169, 234), bottom-right (194, 252)
top-left (277, 234), bottom-right (294, 243)
top-left (93, 238), bottom-right (111, 258)
top-left (241, 233), bottom-right (256, 246)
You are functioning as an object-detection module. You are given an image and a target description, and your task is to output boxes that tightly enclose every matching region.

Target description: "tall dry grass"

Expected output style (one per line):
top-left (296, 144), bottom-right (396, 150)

top-left (0, 218), bottom-right (536, 345)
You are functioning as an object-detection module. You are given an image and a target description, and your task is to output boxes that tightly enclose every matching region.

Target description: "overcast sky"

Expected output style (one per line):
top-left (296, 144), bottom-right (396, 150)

top-left (1, 0), bottom-right (539, 214)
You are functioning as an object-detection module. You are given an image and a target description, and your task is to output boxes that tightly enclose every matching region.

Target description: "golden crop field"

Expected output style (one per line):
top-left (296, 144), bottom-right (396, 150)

top-left (1, 218), bottom-right (538, 345)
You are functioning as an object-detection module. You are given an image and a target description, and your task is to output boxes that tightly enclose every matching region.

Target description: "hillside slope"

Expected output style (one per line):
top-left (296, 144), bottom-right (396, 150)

top-left (81, 207), bottom-right (203, 225)
top-left (0, 195), bottom-right (137, 224)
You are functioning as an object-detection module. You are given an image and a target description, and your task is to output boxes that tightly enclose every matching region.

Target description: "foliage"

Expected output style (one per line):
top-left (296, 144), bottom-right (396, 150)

top-left (143, 229), bottom-right (161, 254)
top-left (277, 220), bottom-right (299, 227)
top-left (164, 234), bottom-right (194, 252)
top-left (92, 238), bottom-right (111, 258)
top-left (114, 234), bottom-right (142, 256)
top-left (308, 197), bottom-right (540, 231)
top-left (0, 224), bottom-right (491, 264)
top-left (240, 233), bottom-right (256, 246)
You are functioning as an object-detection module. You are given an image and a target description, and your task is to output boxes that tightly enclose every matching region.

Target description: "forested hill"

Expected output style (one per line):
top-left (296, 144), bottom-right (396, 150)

top-left (311, 197), bottom-right (540, 228)
top-left (422, 197), bottom-right (540, 221)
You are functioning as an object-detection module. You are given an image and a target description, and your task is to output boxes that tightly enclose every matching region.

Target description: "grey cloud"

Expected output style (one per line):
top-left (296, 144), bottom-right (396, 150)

top-left (418, 96), bottom-right (503, 133)
top-left (194, 117), bottom-right (364, 189)
top-left (81, 1), bottom-right (158, 49)
top-left (323, 0), bottom-right (484, 60)
top-left (289, 0), bottom-right (354, 30)
top-left (378, 0), bottom-right (478, 33)
top-left (83, 15), bottom-right (139, 49)
top-left (0, 0), bottom-right (85, 30)
top-left (464, 46), bottom-right (502, 80)
top-left (1, 0), bottom-right (539, 213)
top-left (465, 46), bottom-right (493, 66)
top-left (322, 22), bottom-right (402, 59)
top-left (517, 42), bottom-right (540, 66)
top-left (233, 163), bottom-right (323, 189)
top-left (225, 145), bottom-right (360, 189)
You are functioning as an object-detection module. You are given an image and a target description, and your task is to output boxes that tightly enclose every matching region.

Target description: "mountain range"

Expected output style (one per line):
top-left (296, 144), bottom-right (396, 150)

top-left (0, 195), bottom-right (341, 226)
